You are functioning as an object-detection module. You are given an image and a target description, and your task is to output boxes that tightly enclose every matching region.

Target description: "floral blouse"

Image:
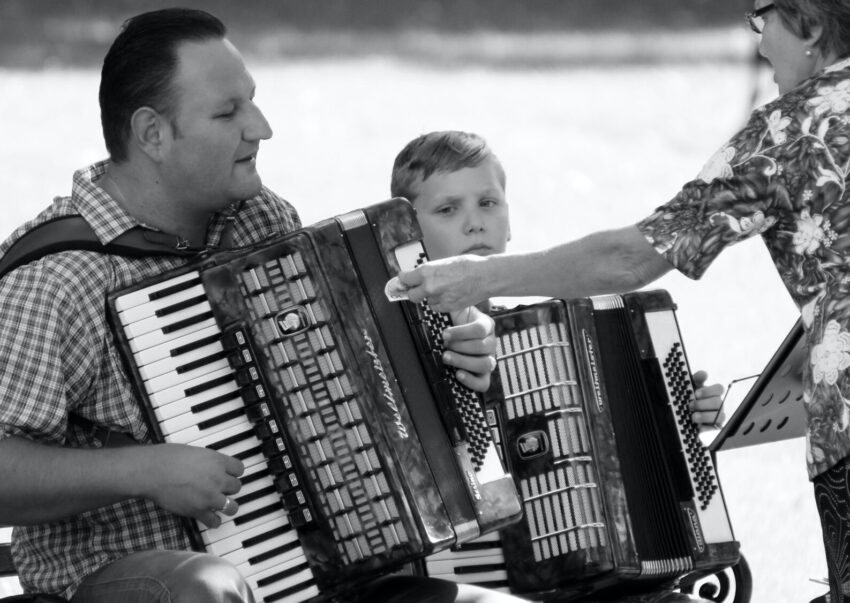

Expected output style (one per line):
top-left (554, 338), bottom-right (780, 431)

top-left (637, 56), bottom-right (850, 480)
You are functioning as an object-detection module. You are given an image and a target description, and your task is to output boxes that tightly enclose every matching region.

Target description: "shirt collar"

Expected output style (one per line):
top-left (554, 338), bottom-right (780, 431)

top-left (70, 160), bottom-right (142, 245)
top-left (825, 55), bottom-right (850, 74)
top-left (70, 160), bottom-right (240, 250)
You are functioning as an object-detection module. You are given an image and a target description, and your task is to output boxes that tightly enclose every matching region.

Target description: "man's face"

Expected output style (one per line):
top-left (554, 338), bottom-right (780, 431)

top-left (158, 38), bottom-right (272, 213)
top-left (413, 157), bottom-right (511, 260)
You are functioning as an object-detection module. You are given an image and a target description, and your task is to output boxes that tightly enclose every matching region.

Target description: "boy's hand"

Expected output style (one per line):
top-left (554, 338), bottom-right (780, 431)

top-left (691, 370), bottom-right (725, 431)
top-left (441, 306), bottom-right (497, 392)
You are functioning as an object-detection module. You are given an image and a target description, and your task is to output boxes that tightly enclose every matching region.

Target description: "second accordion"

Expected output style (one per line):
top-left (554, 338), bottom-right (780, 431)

top-left (422, 292), bottom-right (740, 600)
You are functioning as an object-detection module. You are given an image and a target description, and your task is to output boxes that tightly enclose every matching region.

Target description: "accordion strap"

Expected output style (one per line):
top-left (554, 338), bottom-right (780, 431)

top-left (0, 214), bottom-right (202, 447)
top-left (0, 215), bottom-right (201, 280)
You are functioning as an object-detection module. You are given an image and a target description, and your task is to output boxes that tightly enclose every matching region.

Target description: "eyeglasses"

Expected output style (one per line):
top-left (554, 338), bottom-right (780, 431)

top-left (745, 3), bottom-right (776, 34)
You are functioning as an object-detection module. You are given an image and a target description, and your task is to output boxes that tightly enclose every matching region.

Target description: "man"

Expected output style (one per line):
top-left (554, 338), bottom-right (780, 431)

top-left (0, 9), bottom-right (506, 602)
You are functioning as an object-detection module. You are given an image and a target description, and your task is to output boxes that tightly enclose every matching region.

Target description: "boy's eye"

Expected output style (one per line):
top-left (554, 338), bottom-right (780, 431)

top-left (435, 205), bottom-right (456, 215)
top-left (216, 107), bottom-right (237, 118)
top-left (480, 198), bottom-right (499, 208)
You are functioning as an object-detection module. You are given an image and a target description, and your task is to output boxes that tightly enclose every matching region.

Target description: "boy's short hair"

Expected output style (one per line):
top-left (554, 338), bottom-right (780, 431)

top-left (390, 130), bottom-right (505, 202)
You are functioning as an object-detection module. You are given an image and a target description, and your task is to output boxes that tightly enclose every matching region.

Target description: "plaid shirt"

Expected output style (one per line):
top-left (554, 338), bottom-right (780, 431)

top-left (0, 160), bottom-right (301, 597)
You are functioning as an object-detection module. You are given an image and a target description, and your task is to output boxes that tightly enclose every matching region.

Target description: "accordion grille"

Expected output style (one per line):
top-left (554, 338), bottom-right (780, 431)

top-left (497, 320), bottom-right (607, 562)
top-left (238, 251), bottom-right (409, 563)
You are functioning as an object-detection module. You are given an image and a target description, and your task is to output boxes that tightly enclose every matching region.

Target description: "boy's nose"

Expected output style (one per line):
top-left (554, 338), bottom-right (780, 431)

top-left (464, 212), bottom-right (485, 233)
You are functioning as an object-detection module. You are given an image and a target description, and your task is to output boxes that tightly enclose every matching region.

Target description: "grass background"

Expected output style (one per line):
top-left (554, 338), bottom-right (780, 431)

top-left (0, 1), bottom-right (822, 601)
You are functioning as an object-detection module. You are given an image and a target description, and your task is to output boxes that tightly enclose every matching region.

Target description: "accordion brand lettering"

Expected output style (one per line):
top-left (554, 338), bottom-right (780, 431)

top-left (362, 329), bottom-right (409, 440)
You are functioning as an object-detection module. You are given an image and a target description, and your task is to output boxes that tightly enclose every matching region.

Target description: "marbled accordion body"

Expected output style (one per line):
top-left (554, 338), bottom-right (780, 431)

top-left (106, 198), bottom-right (521, 603)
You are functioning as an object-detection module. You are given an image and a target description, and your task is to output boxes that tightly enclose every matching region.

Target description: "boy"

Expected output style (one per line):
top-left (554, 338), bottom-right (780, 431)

top-left (391, 131), bottom-right (510, 314)
top-left (390, 130), bottom-right (724, 602)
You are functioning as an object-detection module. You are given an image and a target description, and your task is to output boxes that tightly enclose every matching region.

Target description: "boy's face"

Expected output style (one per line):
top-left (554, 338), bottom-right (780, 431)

top-left (413, 157), bottom-right (510, 260)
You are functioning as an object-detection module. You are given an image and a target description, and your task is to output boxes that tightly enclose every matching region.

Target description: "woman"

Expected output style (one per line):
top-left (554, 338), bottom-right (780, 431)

top-left (397, 1), bottom-right (850, 600)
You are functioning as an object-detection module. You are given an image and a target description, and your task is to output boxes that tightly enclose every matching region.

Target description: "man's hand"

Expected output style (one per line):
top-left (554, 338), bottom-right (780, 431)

top-left (691, 370), bottom-right (725, 431)
top-left (142, 443), bottom-right (245, 529)
top-left (441, 305), bottom-right (497, 392)
top-left (397, 255), bottom-right (490, 314)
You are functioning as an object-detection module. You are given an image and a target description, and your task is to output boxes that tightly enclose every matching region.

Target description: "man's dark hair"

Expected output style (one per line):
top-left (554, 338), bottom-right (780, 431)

top-left (99, 8), bottom-right (227, 162)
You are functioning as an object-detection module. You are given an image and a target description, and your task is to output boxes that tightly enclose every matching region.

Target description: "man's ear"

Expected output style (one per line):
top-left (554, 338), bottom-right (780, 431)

top-left (130, 106), bottom-right (168, 161)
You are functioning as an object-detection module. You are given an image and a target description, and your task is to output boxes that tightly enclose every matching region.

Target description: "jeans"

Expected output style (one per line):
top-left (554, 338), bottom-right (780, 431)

top-left (68, 551), bottom-right (528, 603)
top-left (70, 550), bottom-right (254, 603)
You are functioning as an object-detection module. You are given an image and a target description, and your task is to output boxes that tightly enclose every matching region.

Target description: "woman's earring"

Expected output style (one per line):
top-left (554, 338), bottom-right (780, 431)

top-left (805, 49), bottom-right (813, 57)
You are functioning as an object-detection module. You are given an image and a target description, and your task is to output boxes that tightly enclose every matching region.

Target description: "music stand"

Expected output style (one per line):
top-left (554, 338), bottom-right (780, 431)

top-left (710, 319), bottom-right (805, 453)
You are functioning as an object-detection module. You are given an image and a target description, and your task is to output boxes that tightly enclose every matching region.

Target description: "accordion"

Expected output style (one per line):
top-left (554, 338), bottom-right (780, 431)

top-left (422, 293), bottom-right (740, 600)
top-left (106, 198), bottom-right (522, 603)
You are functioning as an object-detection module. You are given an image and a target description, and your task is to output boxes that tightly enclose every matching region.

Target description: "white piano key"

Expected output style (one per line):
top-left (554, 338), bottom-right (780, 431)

top-left (123, 301), bottom-right (215, 340)
top-left (189, 423), bottom-right (261, 455)
top-left (203, 513), bottom-right (290, 549)
top-left (129, 316), bottom-right (219, 354)
top-left (137, 339), bottom-right (225, 381)
top-left (147, 365), bottom-right (236, 407)
top-left (426, 549), bottom-right (506, 567)
top-left (144, 354), bottom-right (231, 395)
top-left (207, 517), bottom-right (298, 558)
top-left (161, 409), bottom-right (249, 445)
top-left (114, 270), bottom-right (201, 312)
top-left (224, 540), bottom-right (305, 581)
top-left (132, 324), bottom-right (223, 367)
top-left (151, 377), bottom-right (241, 421)
top-left (157, 397), bottom-right (247, 439)
top-left (242, 559), bottom-right (318, 603)
top-left (427, 547), bottom-right (506, 565)
top-left (428, 566), bottom-right (509, 584)
top-left (118, 283), bottom-right (208, 323)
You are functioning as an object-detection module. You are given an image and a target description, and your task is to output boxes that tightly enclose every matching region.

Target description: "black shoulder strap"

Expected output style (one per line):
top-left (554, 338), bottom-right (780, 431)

top-left (0, 215), bottom-right (203, 447)
top-left (0, 215), bottom-right (200, 280)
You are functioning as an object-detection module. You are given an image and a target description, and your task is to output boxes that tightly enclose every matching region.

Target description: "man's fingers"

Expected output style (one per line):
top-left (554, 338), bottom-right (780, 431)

top-left (197, 510), bottom-right (222, 529)
top-left (224, 455), bottom-right (245, 477)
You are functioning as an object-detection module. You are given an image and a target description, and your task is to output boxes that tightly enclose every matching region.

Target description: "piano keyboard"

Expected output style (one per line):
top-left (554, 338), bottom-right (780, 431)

top-left (423, 531), bottom-right (510, 592)
top-left (113, 268), bottom-right (321, 603)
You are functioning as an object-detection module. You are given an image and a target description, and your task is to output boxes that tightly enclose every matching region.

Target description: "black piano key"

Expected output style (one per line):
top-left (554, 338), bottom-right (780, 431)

top-left (206, 428), bottom-right (255, 451)
top-left (262, 572), bottom-right (317, 603)
top-left (185, 373), bottom-right (233, 396)
top-left (236, 485), bottom-right (276, 506)
top-left (162, 310), bottom-right (215, 334)
top-left (190, 389), bottom-right (242, 414)
top-left (455, 563), bottom-right (506, 575)
top-left (177, 350), bottom-right (228, 374)
top-left (235, 501), bottom-right (281, 526)
top-left (243, 524), bottom-right (293, 549)
top-left (197, 406), bottom-right (246, 431)
top-left (148, 276), bottom-right (202, 301)
top-left (171, 332), bottom-right (222, 357)
top-left (155, 293), bottom-right (209, 318)
top-left (249, 540), bottom-right (304, 567)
